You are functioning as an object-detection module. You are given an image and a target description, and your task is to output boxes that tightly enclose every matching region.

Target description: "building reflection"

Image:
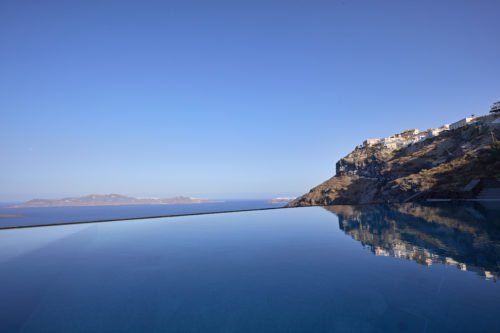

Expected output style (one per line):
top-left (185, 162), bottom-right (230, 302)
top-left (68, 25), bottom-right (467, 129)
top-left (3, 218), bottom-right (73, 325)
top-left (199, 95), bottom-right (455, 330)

top-left (324, 203), bottom-right (500, 280)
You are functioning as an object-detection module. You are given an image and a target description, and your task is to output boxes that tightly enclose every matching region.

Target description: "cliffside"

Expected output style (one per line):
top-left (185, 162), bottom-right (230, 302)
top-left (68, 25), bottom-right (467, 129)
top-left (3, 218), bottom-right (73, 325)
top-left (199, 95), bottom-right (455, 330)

top-left (288, 113), bottom-right (500, 206)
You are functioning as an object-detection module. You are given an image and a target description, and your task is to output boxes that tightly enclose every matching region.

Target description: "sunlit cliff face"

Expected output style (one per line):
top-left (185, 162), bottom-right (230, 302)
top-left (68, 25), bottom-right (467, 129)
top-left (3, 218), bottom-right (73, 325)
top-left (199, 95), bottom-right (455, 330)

top-left (324, 203), bottom-right (500, 280)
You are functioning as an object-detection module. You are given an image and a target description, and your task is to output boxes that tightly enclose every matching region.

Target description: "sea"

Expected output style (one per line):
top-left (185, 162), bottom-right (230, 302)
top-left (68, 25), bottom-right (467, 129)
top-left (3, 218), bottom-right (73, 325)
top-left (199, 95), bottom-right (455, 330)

top-left (0, 200), bottom-right (284, 228)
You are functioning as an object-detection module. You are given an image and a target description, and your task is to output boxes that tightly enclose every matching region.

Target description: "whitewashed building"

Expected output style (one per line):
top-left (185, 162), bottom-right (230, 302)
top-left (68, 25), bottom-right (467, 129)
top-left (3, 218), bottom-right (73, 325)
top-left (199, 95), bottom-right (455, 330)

top-left (363, 139), bottom-right (380, 146)
top-left (490, 101), bottom-right (500, 113)
top-left (450, 117), bottom-right (474, 130)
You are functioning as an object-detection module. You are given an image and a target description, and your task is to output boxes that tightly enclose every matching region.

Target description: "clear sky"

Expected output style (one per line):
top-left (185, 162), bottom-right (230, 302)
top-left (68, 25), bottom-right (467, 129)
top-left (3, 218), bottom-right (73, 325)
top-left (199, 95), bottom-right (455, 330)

top-left (1, 0), bottom-right (499, 201)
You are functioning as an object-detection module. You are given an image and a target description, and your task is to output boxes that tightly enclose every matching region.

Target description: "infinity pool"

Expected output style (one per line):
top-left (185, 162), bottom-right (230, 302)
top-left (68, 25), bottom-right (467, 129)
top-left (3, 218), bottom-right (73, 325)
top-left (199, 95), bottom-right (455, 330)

top-left (1, 203), bottom-right (499, 332)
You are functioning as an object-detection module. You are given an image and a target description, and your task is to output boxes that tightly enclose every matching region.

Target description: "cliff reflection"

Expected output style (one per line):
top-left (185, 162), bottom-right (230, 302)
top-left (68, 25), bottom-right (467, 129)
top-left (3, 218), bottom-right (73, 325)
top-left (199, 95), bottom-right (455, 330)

top-left (324, 203), bottom-right (500, 280)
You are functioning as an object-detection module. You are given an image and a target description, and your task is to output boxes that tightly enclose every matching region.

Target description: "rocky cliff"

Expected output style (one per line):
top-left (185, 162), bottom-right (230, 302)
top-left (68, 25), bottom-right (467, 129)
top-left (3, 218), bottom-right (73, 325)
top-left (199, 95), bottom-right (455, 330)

top-left (288, 113), bottom-right (500, 206)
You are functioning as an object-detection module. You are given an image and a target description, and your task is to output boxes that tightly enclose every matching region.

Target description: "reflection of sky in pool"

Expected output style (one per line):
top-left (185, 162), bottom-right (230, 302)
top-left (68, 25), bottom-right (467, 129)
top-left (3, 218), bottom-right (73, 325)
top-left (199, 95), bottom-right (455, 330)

top-left (1, 203), bottom-right (500, 332)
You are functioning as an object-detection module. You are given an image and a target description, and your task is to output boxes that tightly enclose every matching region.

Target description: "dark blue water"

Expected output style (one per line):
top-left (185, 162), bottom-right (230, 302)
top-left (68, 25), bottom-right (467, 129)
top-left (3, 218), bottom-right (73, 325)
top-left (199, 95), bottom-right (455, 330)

top-left (0, 200), bottom-right (283, 228)
top-left (1, 202), bottom-right (500, 332)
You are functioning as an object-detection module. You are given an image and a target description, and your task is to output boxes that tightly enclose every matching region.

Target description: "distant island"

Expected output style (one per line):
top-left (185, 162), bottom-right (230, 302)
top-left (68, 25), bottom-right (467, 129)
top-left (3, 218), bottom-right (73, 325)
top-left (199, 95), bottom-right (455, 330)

top-left (288, 104), bottom-right (500, 206)
top-left (0, 213), bottom-right (25, 218)
top-left (9, 194), bottom-right (212, 208)
top-left (268, 197), bottom-right (296, 204)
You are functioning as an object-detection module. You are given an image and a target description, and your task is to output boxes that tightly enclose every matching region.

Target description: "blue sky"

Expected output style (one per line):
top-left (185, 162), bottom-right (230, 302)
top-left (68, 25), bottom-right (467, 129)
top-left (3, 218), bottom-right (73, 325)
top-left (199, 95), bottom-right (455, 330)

top-left (1, 0), bottom-right (499, 201)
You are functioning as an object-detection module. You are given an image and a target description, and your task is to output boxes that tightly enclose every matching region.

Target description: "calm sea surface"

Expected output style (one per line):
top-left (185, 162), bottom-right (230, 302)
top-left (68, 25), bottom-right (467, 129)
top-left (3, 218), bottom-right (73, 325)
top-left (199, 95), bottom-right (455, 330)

top-left (0, 200), bottom-right (283, 228)
top-left (1, 202), bottom-right (500, 332)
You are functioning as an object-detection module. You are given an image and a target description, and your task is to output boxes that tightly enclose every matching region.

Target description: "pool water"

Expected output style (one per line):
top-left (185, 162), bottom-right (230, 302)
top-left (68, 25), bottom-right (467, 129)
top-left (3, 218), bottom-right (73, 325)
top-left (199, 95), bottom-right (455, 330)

top-left (0, 200), bottom-right (284, 228)
top-left (1, 203), bottom-right (499, 332)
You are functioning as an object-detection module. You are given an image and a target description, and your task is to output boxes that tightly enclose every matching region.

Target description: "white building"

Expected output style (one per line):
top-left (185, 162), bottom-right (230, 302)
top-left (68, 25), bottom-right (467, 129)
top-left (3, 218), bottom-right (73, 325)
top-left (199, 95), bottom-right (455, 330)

top-left (427, 128), bottom-right (447, 138)
top-left (384, 142), bottom-right (398, 149)
top-left (363, 139), bottom-right (380, 147)
top-left (490, 101), bottom-right (500, 113)
top-left (450, 117), bottom-right (474, 130)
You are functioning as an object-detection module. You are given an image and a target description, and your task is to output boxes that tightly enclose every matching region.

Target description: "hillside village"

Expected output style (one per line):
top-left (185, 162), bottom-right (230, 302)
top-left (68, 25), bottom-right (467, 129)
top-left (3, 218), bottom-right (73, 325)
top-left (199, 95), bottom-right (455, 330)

top-left (362, 101), bottom-right (500, 150)
top-left (288, 101), bottom-right (500, 206)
